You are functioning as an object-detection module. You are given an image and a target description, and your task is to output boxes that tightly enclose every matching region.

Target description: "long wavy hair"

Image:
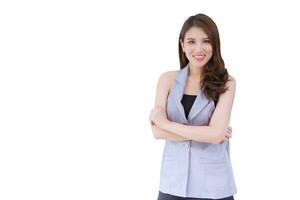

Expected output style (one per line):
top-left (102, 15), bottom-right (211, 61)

top-left (178, 13), bottom-right (229, 103)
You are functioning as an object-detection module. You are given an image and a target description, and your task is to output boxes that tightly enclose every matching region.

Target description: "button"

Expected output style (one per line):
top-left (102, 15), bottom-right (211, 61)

top-left (185, 143), bottom-right (190, 149)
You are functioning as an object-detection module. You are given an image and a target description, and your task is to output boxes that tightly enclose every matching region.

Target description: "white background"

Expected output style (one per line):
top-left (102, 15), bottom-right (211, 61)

top-left (1, 0), bottom-right (300, 199)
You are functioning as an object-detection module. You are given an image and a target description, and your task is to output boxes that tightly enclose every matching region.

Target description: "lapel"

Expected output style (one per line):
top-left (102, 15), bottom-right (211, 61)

top-left (171, 64), bottom-right (211, 122)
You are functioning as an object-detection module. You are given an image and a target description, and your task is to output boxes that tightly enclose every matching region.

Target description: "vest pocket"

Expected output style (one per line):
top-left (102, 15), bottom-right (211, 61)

top-left (203, 162), bottom-right (231, 190)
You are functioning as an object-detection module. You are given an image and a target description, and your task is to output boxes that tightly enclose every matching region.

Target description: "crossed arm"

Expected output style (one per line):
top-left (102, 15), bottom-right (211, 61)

top-left (151, 124), bottom-right (190, 141)
top-left (150, 72), bottom-right (236, 144)
top-left (151, 120), bottom-right (230, 144)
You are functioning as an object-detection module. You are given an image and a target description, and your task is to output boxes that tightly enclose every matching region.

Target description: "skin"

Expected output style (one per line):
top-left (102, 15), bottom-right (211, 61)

top-left (180, 26), bottom-right (213, 81)
top-left (150, 26), bottom-right (235, 144)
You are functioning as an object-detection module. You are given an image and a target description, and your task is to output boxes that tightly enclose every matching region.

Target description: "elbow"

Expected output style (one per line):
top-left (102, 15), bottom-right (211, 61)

top-left (153, 134), bottom-right (163, 140)
top-left (153, 133), bottom-right (160, 139)
top-left (152, 131), bottom-right (159, 139)
top-left (151, 127), bottom-right (161, 140)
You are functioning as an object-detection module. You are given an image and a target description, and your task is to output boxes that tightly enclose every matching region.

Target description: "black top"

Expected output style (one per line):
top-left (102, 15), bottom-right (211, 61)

top-left (181, 94), bottom-right (197, 119)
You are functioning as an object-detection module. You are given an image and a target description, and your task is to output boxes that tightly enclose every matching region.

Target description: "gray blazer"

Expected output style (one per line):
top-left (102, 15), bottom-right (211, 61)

top-left (159, 64), bottom-right (237, 199)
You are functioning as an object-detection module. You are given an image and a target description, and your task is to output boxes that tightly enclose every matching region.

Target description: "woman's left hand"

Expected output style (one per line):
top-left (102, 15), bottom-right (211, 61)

top-left (150, 106), bottom-right (170, 129)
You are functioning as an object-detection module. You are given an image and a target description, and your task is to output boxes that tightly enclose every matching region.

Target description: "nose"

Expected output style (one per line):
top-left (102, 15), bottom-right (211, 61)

top-left (194, 43), bottom-right (205, 52)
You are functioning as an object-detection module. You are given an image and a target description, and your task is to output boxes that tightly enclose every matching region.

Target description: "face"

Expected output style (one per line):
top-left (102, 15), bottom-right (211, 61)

top-left (180, 27), bottom-right (213, 68)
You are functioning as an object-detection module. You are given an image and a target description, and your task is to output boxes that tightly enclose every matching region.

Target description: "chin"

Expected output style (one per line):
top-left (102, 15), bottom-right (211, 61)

top-left (190, 61), bottom-right (207, 68)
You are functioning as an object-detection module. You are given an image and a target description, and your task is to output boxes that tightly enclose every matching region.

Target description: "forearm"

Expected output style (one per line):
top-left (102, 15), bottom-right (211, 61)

top-left (151, 124), bottom-right (189, 141)
top-left (163, 121), bottom-right (222, 144)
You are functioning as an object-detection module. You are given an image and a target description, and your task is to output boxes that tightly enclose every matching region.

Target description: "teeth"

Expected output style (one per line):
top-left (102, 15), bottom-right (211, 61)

top-left (194, 55), bottom-right (205, 58)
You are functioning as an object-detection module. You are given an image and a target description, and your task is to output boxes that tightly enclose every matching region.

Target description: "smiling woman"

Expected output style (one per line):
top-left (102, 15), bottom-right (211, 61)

top-left (180, 27), bottom-right (213, 66)
top-left (149, 13), bottom-right (237, 200)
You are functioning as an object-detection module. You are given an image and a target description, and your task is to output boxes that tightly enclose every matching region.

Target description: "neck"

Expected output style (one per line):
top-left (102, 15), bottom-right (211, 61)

top-left (188, 64), bottom-right (202, 80)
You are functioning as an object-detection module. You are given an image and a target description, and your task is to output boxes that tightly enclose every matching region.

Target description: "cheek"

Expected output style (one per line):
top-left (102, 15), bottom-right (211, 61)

top-left (205, 44), bottom-right (213, 52)
top-left (206, 46), bottom-right (213, 56)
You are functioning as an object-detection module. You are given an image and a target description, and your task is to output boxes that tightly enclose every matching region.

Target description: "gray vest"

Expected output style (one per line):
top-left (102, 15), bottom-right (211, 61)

top-left (159, 64), bottom-right (237, 199)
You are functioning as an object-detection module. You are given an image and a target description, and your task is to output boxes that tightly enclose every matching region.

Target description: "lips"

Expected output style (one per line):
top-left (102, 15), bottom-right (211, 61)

top-left (193, 55), bottom-right (206, 61)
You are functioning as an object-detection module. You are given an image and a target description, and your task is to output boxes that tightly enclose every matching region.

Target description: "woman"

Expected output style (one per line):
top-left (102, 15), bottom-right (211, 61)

top-left (149, 14), bottom-right (237, 200)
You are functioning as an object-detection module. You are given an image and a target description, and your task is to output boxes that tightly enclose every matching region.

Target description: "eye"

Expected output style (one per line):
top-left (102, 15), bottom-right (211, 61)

top-left (188, 41), bottom-right (195, 44)
top-left (204, 40), bottom-right (211, 43)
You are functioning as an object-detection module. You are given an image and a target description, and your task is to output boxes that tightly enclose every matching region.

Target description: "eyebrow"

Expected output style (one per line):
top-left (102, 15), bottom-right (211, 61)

top-left (186, 37), bottom-right (210, 40)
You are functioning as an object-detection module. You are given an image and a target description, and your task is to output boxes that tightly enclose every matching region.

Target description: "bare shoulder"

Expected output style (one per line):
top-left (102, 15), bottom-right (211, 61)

top-left (154, 70), bottom-right (177, 109)
top-left (157, 70), bottom-right (177, 90)
top-left (228, 74), bottom-right (236, 82)
top-left (226, 74), bottom-right (236, 90)
top-left (160, 70), bottom-right (177, 81)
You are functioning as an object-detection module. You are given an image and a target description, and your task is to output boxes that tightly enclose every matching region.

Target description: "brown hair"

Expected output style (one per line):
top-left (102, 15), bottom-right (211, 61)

top-left (178, 13), bottom-right (229, 104)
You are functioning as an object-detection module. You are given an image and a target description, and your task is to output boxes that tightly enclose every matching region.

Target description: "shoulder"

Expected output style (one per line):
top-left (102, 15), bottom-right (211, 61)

top-left (226, 74), bottom-right (236, 89)
top-left (225, 74), bottom-right (236, 95)
top-left (159, 70), bottom-right (177, 81)
top-left (157, 70), bottom-right (177, 88)
top-left (153, 70), bottom-right (177, 109)
top-left (228, 74), bottom-right (236, 82)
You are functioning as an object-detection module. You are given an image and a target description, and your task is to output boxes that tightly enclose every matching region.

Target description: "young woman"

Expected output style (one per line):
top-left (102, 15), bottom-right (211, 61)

top-left (149, 14), bottom-right (237, 200)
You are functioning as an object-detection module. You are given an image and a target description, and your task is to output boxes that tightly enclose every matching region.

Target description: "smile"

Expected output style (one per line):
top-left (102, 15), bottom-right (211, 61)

top-left (193, 55), bottom-right (206, 61)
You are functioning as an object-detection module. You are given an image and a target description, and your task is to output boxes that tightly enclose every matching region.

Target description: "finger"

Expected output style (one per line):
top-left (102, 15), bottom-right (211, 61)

top-left (225, 132), bottom-right (231, 138)
top-left (228, 129), bottom-right (232, 134)
top-left (226, 129), bottom-right (232, 135)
